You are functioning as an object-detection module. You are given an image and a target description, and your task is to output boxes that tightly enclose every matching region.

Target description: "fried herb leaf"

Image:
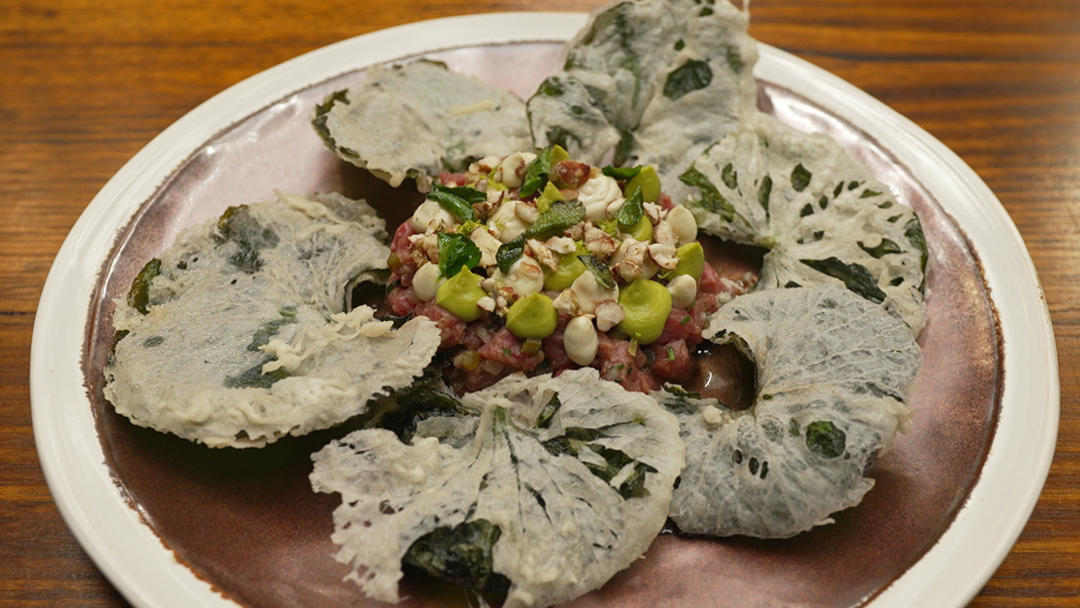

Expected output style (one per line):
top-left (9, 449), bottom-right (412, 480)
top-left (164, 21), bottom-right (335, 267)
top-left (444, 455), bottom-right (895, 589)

top-left (378, 384), bottom-right (478, 445)
top-left (246, 306), bottom-right (298, 352)
top-left (535, 393), bottom-right (562, 429)
top-left (311, 90), bottom-right (358, 159)
top-left (905, 217), bottom-right (929, 275)
top-left (127, 258), bottom-right (162, 314)
top-left (438, 233), bottom-right (482, 278)
top-left (602, 165), bottom-right (643, 181)
top-left (216, 205), bottom-right (280, 274)
top-left (680, 166), bottom-right (738, 222)
top-left (403, 519), bottom-right (511, 598)
top-left (805, 420), bottom-right (846, 459)
top-left (663, 59), bottom-right (713, 101)
top-left (579, 254), bottom-right (616, 289)
top-left (757, 175), bottom-right (772, 219)
top-left (615, 187), bottom-right (645, 230)
top-left (495, 234), bottom-right (527, 274)
top-left (520, 147), bottom-right (555, 198)
top-left (525, 200), bottom-right (586, 240)
top-left (800, 257), bottom-right (888, 304)
top-left (428, 184), bottom-right (484, 223)
top-left (224, 360), bottom-right (289, 389)
top-left (858, 238), bottom-right (904, 259)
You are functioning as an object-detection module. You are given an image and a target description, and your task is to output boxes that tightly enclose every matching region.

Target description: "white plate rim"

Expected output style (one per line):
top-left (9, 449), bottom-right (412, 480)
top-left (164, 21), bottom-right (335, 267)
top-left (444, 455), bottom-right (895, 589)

top-left (30, 11), bottom-right (1059, 608)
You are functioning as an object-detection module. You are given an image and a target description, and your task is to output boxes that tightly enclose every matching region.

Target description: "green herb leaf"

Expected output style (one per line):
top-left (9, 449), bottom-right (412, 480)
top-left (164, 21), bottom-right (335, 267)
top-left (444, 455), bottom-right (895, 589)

top-left (525, 200), bottom-right (586, 240)
top-left (578, 254), bottom-right (616, 290)
top-left (520, 147), bottom-right (554, 198)
top-left (437, 233), bottom-right (482, 278)
top-left (615, 187), bottom-right (645, 231)
top-left (663, 59), bottom-right (713, 101)
top-left (602, 165), bottom-right (643, 181)
top-left (495, 234), bottom-right (527, 274)
top-left (805, 420), bottom-right (846, 459)
top-left (428, 184), bottom-right (484, 223)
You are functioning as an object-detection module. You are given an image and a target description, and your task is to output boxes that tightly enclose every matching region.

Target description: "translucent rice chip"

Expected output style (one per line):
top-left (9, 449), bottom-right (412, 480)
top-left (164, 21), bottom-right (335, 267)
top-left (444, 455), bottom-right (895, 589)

top-left (684, 113), bottom-right (929, 334)
top-left (314, 60), bottom-right (532, 191)
top-left (104, 192), bottom-right (441, 448)
top-left (527, 0), bottom-right (758, 203)
top-left (659, 285), bottom-right (921, 538)
top-left (310, 368), bottom-right (685, 607)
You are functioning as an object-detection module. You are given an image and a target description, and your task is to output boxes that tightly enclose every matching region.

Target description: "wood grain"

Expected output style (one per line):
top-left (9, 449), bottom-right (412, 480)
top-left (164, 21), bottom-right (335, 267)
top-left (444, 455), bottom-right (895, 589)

top-left (3, 0), bottom-right (1078, 605)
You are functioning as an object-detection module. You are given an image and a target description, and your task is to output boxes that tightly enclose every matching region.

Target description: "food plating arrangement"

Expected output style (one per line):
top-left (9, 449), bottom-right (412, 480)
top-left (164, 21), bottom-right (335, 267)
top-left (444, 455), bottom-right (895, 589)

top-left (83, 0), bottom-right (1001, 606)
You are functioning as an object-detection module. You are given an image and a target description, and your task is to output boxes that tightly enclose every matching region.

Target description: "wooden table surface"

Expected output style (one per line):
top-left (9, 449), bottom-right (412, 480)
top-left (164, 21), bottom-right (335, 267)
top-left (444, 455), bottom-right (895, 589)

top-left (2, 0), bottom-right (1077, 606)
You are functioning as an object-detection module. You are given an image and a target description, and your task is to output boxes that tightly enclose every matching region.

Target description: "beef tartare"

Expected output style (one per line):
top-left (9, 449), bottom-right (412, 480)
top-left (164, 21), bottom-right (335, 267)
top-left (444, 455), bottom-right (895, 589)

top-left (383, 146), bottom-right (754, 393)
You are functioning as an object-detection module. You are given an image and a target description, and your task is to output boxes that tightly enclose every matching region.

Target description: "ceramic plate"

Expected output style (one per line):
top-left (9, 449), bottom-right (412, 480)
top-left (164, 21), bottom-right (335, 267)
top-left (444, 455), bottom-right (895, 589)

top-left (31, 12), bottom-right (1058, 608)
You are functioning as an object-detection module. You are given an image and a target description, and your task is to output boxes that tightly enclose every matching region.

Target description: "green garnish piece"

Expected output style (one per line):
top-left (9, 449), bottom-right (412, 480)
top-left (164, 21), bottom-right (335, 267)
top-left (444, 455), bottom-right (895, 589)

top-left (578, 254), bottom-right (616, 290)
top-left (437, 233), bottom-right (482, 278)
top-left (615, 187), bottom-right (645, 231)
top-left (435, 267), bottom-right (487, 322)
top-left (602, 165), bottom-right (643, 181)
top-left (495, 234), bottom-right (527, 274)
top-left (520, 145), bottom-right (570, 198)
top-left (427, 184), bottom-right (485, 223)
top-left (525, 200), bottom-right (586, 240)
top-left (535, 181), bottom-right (565, 214)
top-left (506, 293), bottom-right (558, 339)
